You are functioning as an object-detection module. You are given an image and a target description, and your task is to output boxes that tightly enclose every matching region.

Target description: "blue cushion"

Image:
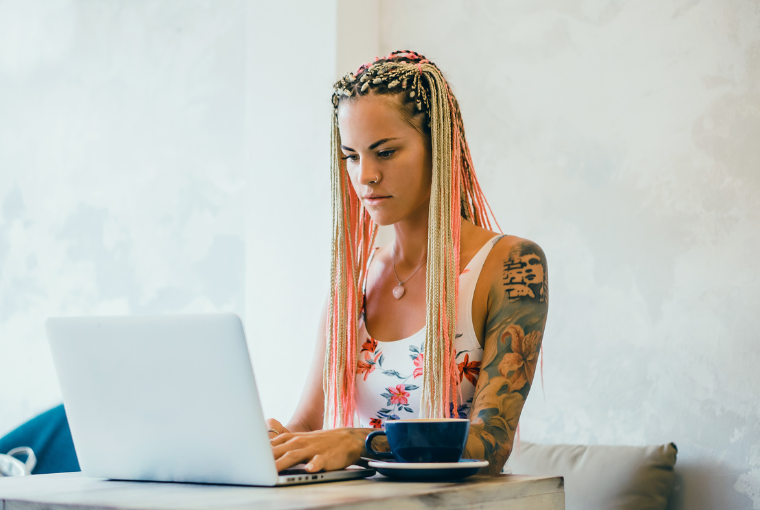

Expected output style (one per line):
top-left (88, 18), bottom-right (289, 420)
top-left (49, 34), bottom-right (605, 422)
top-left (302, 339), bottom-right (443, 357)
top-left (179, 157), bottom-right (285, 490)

top-left (0, 404), bottom-right (80, 474)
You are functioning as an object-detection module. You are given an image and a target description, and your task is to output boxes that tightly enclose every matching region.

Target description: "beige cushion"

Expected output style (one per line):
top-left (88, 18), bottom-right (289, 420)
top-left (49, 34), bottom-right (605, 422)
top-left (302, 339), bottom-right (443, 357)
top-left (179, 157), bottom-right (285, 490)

top-left (505, 442), bottom-right (678, 510)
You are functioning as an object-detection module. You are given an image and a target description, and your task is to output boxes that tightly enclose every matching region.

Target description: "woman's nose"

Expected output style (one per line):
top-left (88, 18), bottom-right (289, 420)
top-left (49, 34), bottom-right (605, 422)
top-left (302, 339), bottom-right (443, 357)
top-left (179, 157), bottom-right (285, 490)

top-left (357, 158), bottom-right (379, 186)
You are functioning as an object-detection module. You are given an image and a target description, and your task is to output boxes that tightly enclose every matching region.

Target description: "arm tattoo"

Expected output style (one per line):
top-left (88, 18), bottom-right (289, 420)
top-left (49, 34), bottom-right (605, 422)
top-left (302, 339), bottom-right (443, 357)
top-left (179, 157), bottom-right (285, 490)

top-left (463, 241), bottom-right (549, 474)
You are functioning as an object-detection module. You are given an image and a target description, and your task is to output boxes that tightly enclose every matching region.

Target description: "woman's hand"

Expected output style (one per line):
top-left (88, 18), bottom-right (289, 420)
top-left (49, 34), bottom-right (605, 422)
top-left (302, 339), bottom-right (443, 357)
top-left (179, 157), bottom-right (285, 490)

top-left (270, 428), bottom-right (367, 473)
top-left (266, 418), bottom-right (291, 439)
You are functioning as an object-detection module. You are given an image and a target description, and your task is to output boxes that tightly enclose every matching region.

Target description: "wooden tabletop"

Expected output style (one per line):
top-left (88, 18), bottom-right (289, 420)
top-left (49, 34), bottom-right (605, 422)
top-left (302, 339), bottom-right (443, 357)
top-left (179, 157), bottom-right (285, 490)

top-left (0, 472), bottom-right (564, 510)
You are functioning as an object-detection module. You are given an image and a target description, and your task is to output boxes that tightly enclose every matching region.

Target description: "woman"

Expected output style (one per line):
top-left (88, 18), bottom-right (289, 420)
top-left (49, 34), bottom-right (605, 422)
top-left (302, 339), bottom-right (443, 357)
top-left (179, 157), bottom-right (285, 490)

top-left (267, 51), bottom-right (548, 476)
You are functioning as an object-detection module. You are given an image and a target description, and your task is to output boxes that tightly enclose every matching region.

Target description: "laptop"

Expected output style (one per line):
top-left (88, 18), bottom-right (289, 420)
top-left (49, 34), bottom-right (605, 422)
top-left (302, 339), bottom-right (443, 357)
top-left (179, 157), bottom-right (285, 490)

top-left (45, 313), bottom-right (375, 486)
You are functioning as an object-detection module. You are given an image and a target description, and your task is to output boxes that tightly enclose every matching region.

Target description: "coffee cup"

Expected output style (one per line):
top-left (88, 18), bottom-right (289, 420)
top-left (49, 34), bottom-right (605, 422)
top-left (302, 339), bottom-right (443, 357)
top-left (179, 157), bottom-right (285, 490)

top-left (365, 418), bottom-right (469, 463)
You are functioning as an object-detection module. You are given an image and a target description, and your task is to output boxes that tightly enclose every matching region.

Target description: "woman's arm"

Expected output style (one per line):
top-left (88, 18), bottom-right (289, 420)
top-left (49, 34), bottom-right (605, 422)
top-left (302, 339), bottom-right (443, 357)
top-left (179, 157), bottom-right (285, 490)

top-left (268, 293), bottom-right (392, 472)
top-left (463, 239), bottom-right (549, 475)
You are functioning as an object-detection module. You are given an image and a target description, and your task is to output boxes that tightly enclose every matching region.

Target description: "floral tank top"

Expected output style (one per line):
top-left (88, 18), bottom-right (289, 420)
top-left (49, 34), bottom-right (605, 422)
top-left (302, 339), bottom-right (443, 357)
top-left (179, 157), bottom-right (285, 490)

top-left (355, 234), bottom-right (504, 428)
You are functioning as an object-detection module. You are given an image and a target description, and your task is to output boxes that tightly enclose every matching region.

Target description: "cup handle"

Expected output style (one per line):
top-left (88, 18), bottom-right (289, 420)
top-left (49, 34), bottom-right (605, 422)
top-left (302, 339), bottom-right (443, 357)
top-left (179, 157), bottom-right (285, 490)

top-left (365, 430), bottom-right (394, 459)
top-left (7, 447), bottom-right (36, 475)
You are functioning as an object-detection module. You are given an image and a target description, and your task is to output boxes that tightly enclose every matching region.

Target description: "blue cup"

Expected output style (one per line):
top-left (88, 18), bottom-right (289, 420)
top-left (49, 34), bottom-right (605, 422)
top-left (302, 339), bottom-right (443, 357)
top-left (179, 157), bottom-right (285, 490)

top-left (365, 419), bottom-right (470, 463)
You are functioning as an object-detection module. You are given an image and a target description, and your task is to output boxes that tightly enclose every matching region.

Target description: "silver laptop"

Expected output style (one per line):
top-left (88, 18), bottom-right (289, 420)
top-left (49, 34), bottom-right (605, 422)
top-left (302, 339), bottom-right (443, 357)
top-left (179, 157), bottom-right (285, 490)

top-left (45, 313), bottom-right (375, 486)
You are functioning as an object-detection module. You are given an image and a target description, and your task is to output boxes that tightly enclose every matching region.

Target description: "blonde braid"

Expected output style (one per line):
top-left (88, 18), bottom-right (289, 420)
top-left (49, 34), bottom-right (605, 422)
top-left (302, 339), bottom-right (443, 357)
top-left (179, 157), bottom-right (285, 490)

top-left (324, 111), bottom-right (378, 427)
top-left (419, 63), bottom-right (458, 417)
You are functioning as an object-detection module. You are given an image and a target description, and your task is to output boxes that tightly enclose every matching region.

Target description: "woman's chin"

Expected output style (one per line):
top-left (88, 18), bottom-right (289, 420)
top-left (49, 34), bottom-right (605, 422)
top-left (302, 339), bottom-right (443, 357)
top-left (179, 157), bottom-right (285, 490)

top-left (365, 211), bottom-right (396, 227)
top-left (371, 219), bottom-right (393, 227)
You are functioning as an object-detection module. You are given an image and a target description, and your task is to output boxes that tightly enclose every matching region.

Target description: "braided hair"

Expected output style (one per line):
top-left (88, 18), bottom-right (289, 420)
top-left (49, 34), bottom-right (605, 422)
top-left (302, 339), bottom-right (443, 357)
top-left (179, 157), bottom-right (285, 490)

top-left (324, 50), bottom-right (500, 428)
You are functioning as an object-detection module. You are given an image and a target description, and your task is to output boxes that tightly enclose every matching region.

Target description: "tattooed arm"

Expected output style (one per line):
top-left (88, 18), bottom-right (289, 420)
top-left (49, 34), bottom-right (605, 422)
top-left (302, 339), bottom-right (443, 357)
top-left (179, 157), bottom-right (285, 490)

top-left (462, 239), bottom-right (549, 475)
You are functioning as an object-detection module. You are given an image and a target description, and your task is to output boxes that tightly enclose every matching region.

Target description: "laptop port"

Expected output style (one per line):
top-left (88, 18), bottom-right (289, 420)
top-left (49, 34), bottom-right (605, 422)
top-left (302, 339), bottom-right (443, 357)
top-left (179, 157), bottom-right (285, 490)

top-left (312, 475), bottom-right (318, 480)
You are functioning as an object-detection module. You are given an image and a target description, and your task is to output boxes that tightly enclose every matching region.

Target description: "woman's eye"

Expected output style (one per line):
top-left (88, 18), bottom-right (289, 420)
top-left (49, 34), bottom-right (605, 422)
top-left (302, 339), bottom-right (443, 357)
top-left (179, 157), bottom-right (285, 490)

top-left (378, 150), bottom-right (395, 158)
top-left (341, 154), bottom-right (358, 161)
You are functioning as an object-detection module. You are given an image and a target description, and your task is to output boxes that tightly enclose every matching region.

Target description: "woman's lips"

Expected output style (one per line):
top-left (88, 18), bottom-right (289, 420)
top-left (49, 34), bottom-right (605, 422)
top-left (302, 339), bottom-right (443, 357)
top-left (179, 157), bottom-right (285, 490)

top-left (363, 196), bottom-right (391, 205)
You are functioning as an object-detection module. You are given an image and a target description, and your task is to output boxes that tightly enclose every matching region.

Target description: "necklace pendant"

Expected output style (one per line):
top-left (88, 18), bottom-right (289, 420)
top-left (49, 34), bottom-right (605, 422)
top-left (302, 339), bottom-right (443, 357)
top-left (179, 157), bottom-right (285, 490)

top-left (392, 285), bottom-right (405, 299)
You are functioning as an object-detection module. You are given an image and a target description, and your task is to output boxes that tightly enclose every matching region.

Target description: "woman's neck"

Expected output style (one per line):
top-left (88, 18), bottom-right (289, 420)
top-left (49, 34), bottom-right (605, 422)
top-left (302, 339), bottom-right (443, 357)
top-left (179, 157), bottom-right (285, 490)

top-left (391, 216), bottom-right (478, 265)
top-left (390, 200), bottom-right (479, 270)
top-left (391, 203), bottom-right (429, 269)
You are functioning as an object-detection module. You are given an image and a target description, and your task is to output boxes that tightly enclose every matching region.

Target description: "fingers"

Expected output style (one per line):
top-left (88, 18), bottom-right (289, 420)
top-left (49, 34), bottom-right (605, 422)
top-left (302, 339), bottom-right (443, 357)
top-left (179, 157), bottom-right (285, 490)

top-left (266, 418), bottom-right (290, 439)
top-left (272, 436), bottom-right (305, 460)
top-left (305, 454), bottom-right (325, 473)
top-left (274, 448), bottom-right (313, 473)
top-left (270, 432), bottom-right (295, 447)
top-left (269, 429), bottom-right (361, 473)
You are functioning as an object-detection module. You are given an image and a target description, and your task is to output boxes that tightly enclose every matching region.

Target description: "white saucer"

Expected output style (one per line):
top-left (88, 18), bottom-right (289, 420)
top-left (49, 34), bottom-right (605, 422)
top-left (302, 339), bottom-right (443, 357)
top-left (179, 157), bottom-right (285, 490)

top-left (368, 459), bottom-right (489, 469)
top-left (368, 459), bottom-right (489, 481)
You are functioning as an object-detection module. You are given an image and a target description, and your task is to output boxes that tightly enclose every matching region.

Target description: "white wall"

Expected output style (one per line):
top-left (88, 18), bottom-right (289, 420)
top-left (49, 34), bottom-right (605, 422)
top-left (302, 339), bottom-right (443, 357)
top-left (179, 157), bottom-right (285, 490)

top-left (379, 1), bottom-right (760, 508)
top-left (0, 0), bottom-right (380, 434)
top-left (244, 0), bottom-right (336, 425)
top-left (0, 0), bottom-right (247, 432)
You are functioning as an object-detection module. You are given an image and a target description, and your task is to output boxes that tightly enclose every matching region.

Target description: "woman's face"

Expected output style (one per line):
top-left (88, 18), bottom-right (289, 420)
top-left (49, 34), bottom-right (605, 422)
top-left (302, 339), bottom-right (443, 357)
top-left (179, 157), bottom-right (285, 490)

top-left (337, 95), bottom-right (432, 227)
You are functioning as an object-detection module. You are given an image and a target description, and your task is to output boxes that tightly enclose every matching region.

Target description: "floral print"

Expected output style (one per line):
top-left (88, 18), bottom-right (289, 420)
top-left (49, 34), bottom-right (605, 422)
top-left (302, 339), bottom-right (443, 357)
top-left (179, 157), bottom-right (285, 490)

top-left (387, 384), bottom-right (409, 405)
top-left (355, 337), bottom-right (423, 425)
top-left (457, 352), bottom-right (481, 386)
top-left (360, 337), bottom-right (378, 353)
top-left (375, 382), bottom-right (417, 422)
top-left (450, 398), bottom-right (474, 419)
top-left (357, 351), bottom-right (381, 381)
top-left (355, 234), bottom-right (503, 429)
top-left (413, 353), bottom-right (424, 378)
top-left (355, 334), bottom-right (483, 428)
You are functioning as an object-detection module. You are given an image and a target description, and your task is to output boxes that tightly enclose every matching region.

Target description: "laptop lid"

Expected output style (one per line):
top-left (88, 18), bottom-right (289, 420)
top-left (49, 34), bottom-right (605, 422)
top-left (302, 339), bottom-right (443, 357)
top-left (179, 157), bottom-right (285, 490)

top-left (46, 313), bottom-right (281, 486)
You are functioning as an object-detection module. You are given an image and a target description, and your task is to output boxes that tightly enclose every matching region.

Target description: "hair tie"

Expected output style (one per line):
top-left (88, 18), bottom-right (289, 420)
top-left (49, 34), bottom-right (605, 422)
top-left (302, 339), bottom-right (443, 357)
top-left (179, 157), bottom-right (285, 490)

top-left (355, 62), bottom-right (371, 75)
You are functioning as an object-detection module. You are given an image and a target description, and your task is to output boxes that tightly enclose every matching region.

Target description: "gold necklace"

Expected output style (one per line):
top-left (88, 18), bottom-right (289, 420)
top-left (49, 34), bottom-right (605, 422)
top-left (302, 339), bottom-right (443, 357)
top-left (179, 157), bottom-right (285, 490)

top-left (391, 245), bottom-right (426, 299)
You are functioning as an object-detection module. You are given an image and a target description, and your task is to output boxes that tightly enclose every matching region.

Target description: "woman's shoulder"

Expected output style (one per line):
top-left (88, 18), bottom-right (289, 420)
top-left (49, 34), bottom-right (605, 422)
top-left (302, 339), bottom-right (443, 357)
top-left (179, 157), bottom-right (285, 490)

top-left (489, 234), bottom-right (546, 261)
top-left (483, 233), bottom-right (548, 304)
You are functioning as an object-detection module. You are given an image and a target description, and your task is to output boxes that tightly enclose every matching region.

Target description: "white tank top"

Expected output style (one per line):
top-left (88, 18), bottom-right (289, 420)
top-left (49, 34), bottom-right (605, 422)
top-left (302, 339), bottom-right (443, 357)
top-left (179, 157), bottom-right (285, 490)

top-left (355, 234), bottom-right (504, 428)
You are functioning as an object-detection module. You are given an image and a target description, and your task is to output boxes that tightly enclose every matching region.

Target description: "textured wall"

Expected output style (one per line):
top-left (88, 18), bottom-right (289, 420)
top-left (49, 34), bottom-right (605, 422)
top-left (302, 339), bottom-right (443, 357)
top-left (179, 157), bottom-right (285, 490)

top-left (0, 0), bottom-right (247, 433)
top-left (0, 0), bottom-right (343, 438)
top-left (380, 0), bottom-right (760, 508)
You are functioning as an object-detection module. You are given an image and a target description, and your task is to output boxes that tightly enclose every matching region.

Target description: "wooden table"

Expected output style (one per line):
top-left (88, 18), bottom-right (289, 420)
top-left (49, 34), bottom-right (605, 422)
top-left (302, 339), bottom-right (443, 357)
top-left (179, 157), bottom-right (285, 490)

top-left (0, 472), bottom-right (564, 510)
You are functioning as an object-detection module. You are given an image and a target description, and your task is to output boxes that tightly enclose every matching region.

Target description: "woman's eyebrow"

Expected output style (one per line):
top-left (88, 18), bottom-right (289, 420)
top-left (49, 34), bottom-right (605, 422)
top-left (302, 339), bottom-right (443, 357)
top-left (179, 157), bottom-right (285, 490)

top-left (340, 137), bottom-right (400, 152)
top-left (368, 137), bottom-right (399, 149)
